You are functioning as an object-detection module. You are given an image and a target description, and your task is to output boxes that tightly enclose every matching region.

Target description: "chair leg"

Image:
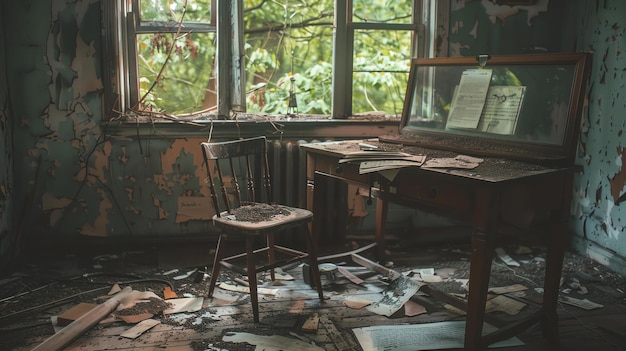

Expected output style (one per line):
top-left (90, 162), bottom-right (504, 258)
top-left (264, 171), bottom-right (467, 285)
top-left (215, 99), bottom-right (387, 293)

top-left (246, 236), bottom-right (260, 323)
top-left (267, 233), bottom-right (276, 281)
top-left (305, 227), bottom-right (325, 301)
top-left (208, 234), bottom-right (226, 297)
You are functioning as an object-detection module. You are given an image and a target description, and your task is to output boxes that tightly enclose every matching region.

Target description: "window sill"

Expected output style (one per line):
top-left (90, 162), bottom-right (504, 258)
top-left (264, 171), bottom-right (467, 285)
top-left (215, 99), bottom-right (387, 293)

top-left (105, 115), bottom-right (401, 140)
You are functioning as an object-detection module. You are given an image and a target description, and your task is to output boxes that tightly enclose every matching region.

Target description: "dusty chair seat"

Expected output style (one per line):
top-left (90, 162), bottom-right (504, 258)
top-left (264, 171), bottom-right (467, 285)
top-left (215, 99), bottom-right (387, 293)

top-left (213, 204), bottom-right (312, 233)
top-left (201, 137), bottom-right (324, 323)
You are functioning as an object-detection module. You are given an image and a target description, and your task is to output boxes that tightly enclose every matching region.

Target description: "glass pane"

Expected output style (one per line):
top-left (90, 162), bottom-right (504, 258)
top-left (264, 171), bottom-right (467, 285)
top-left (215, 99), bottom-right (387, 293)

top-left (136, 32), bottom-right (217, 114)
top-left (244, 0), bottom-right (334, 114)
top-left (352, 30), bottom-right (412, 115)
top-left (353, 0), bottom-right (413, 24)
top-left (406, 63), bottom-right (578, 145)
top-left (140, 0), bottom-right (212, 23)
top-left (352, 71), bottom-right (409, 116)
top-left (353, 29), bottom-right (413, 71)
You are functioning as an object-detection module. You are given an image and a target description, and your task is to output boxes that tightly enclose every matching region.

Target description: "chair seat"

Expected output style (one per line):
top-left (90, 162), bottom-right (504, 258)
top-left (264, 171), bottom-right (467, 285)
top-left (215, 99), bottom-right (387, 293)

top-left (213, 203), bottom-right (313, 234)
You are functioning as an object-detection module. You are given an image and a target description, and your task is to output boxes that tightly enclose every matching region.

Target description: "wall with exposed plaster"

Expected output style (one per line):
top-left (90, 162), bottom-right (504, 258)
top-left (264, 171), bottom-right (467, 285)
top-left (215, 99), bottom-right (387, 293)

top-left (1, 0), bottom-right (217, 260)
top-left (1, 0), bottom-right (626, 274)
top-left (570, 0), bottom-right (626, 274)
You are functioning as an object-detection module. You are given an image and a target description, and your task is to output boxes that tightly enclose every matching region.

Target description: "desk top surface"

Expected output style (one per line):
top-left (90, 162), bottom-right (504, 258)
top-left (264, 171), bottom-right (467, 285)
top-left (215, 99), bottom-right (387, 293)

top-left (301, 139), bottom-right (571, 183)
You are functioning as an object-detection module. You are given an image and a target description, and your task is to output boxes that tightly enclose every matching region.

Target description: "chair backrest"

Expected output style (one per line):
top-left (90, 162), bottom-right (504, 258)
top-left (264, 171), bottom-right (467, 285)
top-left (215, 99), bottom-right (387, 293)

top-left (201, 136), bottom-right (272, 217)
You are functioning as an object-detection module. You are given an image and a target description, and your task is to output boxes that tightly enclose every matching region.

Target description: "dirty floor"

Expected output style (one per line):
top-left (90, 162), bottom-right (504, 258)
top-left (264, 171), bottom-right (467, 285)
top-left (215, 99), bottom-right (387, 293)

top-left (1, 235), bottom-right (626, 351)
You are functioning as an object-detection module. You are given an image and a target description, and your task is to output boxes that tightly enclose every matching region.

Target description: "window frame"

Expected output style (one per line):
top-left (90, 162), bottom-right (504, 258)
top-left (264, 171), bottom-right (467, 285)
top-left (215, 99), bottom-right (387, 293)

top-left (102, 0), bottom-right (443, 123)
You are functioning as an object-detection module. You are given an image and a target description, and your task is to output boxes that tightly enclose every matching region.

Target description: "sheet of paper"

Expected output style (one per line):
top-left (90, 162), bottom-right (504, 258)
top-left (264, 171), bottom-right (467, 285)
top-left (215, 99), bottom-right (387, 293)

top-left (489, 284), bottom-right (527, 294)
top-left (218, 282), bottom-right (279, 295)
top-left (485, 295), bottom-right (526, 315)
top-left (422, 155), bottom-right (483, 169)
top-left (558, 296), bottom-right (604, 310)
top-left (495, 247), bottom-right (520, 267)
top-left (120, 319), bottom-right (160, 339)
top-left (163, 297), bottom-right (204, 314)
top-left (478, 86), bottom-right (526, 134)
top-left (366, 277), bottom-right (421, 317)
top-left (446, 69), bottom-right (493, 129)
top-left (359, 159), bottom-right (425, 174)
top-left (353, 321), bottom-right (524, 351)
top-left (223, 332), bottom-right (325, 351)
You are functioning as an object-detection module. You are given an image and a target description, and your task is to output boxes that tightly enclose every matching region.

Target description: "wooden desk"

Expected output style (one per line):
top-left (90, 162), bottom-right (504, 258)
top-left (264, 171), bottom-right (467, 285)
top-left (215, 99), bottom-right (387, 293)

top-left (302, 140), bottom-right (573, 351)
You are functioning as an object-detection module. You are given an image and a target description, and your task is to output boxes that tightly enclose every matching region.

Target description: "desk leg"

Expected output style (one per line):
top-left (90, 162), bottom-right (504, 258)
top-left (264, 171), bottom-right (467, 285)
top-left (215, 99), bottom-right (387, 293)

top-left (311, 171), bottom-right (329, 250)
top-left (542, 214), bottom-right (567, 345)
top-left (542, 174), bottom-right (572, 346)
top-left (465, 232), bottom-right (493, 351)
top-left (375, 194), bottom-right (389, 260)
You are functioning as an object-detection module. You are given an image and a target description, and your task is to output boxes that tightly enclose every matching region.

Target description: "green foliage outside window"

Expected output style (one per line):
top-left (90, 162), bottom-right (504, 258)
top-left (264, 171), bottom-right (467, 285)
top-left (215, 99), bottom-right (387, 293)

top-left (136, 0), bottom-right (414, 116)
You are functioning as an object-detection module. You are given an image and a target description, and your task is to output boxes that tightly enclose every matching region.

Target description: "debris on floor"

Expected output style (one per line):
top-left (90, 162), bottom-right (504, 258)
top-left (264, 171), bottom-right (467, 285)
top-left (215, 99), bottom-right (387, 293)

top-left (1, 240), bottom-right (626, 351)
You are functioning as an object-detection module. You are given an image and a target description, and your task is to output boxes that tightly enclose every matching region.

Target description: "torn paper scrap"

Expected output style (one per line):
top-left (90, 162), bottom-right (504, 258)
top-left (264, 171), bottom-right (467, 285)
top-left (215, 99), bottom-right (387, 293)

top-left (163, 297), bottom-right (204, 314)
top-left (163, 286), bottom-right (178, 299)
top-left (120, 319), bottom-right (160, 339)
top-left (404, 300), bottom-right (427, 317)
top-left (223, 332), bottom-right (324, 351)
top-left (422, 155), bottom-right (483, 169)
top-left (219, 282), bottom-right (279, 295)
top-left (485, 295), bottom-right (526, 315)
top-left (173, 268), bottom-right (198, 280)
top-left (108, 283), bottom-right (122, 295)
top-left (344, 296), bottom-right (374, 309)
top-left (495, 247), bottom-right (520, 267)
top-left (366, 277), bottom-right (420, 317)
top-left (488, 284), bottom-right (527, 294)
top-left (559, 296), bottom-right (604, 310)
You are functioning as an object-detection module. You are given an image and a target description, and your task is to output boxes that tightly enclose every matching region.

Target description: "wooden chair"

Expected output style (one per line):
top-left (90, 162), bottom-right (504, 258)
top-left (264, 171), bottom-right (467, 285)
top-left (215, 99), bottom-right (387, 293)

top-left (200, 136), bottom-right (324, 322)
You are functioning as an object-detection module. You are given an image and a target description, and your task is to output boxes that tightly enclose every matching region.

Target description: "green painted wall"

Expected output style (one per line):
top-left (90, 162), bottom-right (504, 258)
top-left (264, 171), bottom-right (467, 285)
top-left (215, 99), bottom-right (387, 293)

top-left (570, 0), bottom-right (626, 274)
top-left (1, 1), bottom-right (216, 255)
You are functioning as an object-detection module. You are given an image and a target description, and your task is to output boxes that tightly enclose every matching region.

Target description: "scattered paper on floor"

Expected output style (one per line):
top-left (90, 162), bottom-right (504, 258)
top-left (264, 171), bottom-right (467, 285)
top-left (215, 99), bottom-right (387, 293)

top-left (403, 300), bottom-right (427, 317)
top-left (163, 297), bottom-right (204, 314)
top-left (219, 282), bottom-right (279, 295)
top-left (120, 319), bottom-right (160, 339)
top-left (344, 296), bottom-right (374, 309)
top-left (366, 277), bottom-right (421, 317)
top-left (223, 332), bottom-right (324, 351)
top-left (485, 295), bottom-right (526, 315)
top-left (488, 284), bottom-right (527, 294)
top-left (353, 321), bottom-right (524, 351)
top-left (559, 296), bottom-right (604, 310)
top-left (495, 247), bottom-right (520, 267)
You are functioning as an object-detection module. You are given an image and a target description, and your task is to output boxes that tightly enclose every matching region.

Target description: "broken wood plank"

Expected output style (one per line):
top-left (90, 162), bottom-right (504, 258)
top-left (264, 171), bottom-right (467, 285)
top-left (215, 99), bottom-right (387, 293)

top-left (301, 313), bottom-right (320, 333)
top-left (31, 287), bottom-right (134, 351)
top-left (337, 266), bottom-right (364, 285)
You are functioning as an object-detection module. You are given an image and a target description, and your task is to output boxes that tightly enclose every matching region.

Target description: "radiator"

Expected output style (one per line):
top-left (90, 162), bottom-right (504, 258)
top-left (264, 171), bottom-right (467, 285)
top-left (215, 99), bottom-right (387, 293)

top-left (267, 139), bottom-right (309, 209)
top-left (267, 139), bottom-right (348, 245)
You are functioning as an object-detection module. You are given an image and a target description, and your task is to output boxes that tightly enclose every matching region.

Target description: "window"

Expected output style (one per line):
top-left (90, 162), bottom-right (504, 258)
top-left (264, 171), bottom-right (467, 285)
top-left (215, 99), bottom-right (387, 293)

top-left (103, 0), bottom-right (435, 121)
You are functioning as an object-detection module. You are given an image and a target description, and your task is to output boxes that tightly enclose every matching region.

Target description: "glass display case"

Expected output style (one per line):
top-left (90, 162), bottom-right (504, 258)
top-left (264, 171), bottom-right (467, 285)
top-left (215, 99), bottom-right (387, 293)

top-left (379, 53), bottom-right (591, 165)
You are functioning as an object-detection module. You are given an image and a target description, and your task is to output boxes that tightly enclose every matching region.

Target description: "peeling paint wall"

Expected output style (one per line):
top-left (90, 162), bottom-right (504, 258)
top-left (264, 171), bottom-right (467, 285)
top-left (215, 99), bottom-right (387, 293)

top-left (2, 0), bottom-right (217, 245)
top-left (448, 0), bottom-right (576, 55)
top-left (571, 0), bottom-right (626, 273)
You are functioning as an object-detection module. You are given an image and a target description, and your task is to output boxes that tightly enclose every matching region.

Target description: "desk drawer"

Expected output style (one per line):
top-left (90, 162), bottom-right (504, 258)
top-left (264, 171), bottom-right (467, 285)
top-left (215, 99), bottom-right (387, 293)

top-left (309, 155), bottom-right (370, 185)
top-left (390, 173), bottom-right (473, 214)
